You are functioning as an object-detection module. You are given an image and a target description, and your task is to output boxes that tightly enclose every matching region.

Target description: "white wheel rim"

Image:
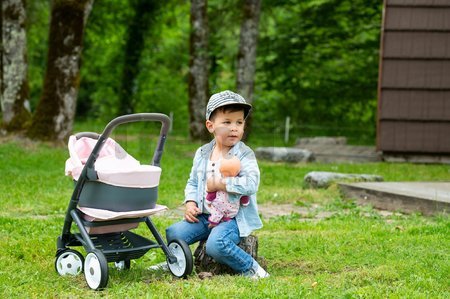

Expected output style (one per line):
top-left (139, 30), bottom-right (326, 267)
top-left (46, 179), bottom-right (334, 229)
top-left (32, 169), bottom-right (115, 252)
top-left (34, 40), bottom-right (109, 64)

top-left (167, 243), bottom-right (186, 277)
top-left (56, 251), bottom-right (83, 276)
top-left (84, 252), bottom-right (102, 289)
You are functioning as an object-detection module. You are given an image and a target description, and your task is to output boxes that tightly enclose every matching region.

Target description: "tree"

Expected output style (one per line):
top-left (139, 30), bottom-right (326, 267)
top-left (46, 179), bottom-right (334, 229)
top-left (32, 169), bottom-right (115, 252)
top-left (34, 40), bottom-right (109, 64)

top-left (118, 0), bottom-right (161, 115)
top-left (236, 0), bottom-right (260, 104)
top-left (188, 0), bottom-right (209, 141)
top-left (236, 0), bottom-right (261, 138)
top-left (1, 0), bottom-right (31, 131)
top-left (27, 0), bottom-right (94, 141)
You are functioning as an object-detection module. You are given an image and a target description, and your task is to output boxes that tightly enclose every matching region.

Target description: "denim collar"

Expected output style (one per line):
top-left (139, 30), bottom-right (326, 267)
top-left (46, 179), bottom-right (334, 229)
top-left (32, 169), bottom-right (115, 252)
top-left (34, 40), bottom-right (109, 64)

top-left (199, 140), bottom-right (241, 158)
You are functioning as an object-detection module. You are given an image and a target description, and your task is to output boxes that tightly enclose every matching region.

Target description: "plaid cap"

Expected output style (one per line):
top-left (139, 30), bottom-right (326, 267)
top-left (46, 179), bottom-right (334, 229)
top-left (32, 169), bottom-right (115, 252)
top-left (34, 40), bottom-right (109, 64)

top-left (205, 90), bottom-right (252, 120)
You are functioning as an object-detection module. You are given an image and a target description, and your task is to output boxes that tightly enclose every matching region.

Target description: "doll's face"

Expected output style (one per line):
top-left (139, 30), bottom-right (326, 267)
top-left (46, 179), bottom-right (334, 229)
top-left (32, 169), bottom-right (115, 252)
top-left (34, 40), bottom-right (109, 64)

top-left (206, 110), bottom-right (245, 148)
top-left (220, 156), bottom-right (241, 177)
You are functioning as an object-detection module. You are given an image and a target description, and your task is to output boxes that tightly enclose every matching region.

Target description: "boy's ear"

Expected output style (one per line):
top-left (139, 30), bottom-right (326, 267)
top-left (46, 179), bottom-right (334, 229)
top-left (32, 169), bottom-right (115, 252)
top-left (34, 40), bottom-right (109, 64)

top-left (206, 120), bottom-right (214, 133)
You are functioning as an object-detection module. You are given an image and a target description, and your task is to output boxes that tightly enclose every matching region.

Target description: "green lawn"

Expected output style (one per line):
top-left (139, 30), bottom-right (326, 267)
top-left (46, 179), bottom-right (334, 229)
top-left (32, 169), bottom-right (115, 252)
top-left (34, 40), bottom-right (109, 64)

top-left (0, 133), bottom-right (449, 298)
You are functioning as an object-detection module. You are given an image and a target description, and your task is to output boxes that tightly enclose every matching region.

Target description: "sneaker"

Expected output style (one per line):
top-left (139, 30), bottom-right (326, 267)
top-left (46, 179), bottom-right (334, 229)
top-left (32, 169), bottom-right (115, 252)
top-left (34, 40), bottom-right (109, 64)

top-left (148, 261), bottom-right (169, 271)
top-left (243, 262), bottom-right (270, 279)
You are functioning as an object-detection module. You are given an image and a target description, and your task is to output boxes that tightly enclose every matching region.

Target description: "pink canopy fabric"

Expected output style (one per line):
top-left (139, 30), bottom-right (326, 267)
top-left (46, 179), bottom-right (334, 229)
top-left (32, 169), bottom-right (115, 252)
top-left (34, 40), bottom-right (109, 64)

top-left (65, 136), bottom-right (161, 188)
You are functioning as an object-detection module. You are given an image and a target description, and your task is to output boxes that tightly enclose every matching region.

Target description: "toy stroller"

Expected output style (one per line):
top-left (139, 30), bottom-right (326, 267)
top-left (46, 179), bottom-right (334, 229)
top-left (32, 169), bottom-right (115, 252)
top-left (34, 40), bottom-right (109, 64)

top-left (55, 113), bottom-right (193, 290)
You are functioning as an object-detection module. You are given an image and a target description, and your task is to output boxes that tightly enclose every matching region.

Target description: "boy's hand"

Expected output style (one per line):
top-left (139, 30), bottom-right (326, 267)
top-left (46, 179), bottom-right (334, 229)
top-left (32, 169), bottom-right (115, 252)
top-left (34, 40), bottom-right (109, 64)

top-left (206, 177), bottom-right (226, 192)
top-left (185, 201), bottom-right (201, 223)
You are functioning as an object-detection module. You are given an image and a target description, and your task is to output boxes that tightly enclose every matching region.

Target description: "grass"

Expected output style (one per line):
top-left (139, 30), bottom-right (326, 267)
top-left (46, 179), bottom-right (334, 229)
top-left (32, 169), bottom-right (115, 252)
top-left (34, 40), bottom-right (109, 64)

top-left (0, 128), bottom-right (449, 298)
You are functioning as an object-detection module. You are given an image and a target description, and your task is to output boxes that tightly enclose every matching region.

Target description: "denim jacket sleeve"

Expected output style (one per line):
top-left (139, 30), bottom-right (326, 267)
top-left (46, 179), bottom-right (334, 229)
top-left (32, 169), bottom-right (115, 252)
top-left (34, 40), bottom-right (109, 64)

top-left (224, 144), bottom-right (260, 196)
top-left (184, 147), bottom-right (202, 203)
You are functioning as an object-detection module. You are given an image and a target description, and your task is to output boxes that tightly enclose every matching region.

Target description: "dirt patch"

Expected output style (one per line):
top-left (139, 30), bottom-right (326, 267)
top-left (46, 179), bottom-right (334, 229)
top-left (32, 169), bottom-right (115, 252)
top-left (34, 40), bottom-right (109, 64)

top-left (258, 203), bottom-right (336, 221)
top-left (258, 203), bottom-right (314, 219)
top-left (0, 132), bottom-right (64, 149)
top-left (161, 203), bottom-right (335, 221)
top-left (160, 202), bottom-right (401, 222)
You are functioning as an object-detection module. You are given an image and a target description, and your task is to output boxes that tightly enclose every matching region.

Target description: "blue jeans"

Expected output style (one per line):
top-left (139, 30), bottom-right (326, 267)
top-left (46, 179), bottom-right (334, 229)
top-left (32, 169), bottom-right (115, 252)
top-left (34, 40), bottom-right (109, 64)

top-left (165, 214), bottom-right (254, 273)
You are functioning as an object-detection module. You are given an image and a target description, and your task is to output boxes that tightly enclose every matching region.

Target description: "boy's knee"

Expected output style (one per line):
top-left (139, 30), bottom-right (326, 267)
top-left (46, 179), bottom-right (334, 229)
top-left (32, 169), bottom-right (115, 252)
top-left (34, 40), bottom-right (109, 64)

top-left (205, 238), bottom-right (220, 259)
top-left (205, 235), bottom-right (228, 260)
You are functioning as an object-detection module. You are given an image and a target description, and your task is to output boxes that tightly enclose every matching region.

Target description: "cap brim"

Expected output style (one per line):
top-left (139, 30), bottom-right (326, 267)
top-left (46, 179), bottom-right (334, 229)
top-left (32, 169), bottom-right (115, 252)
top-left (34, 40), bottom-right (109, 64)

top-left (210, 102), bottom-right (252, 119)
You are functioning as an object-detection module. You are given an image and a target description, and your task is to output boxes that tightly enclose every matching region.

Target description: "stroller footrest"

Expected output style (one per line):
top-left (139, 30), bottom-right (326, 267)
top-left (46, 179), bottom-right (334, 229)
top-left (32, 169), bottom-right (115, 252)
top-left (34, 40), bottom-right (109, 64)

top-left (90, 231), bottom-right (159, 262)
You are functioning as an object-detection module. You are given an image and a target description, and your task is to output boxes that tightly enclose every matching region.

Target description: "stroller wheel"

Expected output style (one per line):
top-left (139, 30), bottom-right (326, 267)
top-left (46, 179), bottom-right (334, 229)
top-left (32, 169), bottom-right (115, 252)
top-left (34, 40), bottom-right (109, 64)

top-left (167, 239), bottom-right (193, 278)
top-left (84, 249), bottom-right (109, 290)
top-left (114, 260), bottom-right (131, 270)
top-left (55, 249), bottom-right (84, 276)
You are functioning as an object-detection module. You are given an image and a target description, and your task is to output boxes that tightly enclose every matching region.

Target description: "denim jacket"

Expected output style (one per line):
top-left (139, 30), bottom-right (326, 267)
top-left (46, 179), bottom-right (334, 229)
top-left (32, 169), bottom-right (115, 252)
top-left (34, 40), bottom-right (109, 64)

top-left (184, 140), bottom-right (263, 237)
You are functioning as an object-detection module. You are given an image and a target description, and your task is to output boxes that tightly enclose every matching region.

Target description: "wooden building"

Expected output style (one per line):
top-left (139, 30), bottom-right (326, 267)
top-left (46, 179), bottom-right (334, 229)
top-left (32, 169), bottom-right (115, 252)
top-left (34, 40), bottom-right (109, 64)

top-left (377, 0), bottom-right (450, 161)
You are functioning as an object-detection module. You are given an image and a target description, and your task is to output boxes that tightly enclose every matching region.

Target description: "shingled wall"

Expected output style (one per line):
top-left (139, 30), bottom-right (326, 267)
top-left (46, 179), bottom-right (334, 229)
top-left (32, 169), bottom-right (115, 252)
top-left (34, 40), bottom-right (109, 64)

top-left (377, 0), bottom-right (450, 155)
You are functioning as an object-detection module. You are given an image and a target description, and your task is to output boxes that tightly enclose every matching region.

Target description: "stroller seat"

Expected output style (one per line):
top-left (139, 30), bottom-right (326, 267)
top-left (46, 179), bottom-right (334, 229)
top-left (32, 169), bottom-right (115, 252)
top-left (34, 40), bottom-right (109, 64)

top-left (65, 135), bottom-right (165, 220)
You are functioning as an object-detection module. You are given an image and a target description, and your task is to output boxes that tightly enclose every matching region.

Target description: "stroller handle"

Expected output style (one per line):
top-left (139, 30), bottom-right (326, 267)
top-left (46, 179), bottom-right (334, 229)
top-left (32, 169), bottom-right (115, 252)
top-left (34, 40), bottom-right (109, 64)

top-left (102, 113), bottom-right (171, 138)
top-left (80, 113), bottom-right (171, 177)
top-left (104, 113), bottom-right (171, 167)
top-left (74, 132), bottom-right (101, 140)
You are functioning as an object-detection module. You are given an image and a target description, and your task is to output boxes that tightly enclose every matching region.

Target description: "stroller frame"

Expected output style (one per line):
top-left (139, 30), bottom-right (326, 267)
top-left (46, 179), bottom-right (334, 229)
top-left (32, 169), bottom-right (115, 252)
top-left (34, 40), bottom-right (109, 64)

top-left (55, 113), bottom-right (193, 290)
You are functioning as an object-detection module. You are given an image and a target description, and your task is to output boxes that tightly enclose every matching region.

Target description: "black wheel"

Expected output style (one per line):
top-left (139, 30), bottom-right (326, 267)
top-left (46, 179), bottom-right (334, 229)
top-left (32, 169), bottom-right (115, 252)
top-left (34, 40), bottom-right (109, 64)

top-left (84, 249), bottom-right (109, 290)
top-left (167, 239), bottom-right (193, 278)
top-left (114, 260), bottom-right (131, 270)
top-left (55, 249), bottom-right (84, 276)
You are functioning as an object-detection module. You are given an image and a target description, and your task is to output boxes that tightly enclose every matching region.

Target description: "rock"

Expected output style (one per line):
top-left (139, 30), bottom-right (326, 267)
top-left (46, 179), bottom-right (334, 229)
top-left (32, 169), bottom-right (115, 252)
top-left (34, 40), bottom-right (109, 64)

top-left (193, 235), bottom-right (267, 275)
top-left (198, 272), bottom-right (213, 280)
top-left (255, 147), bottom-right (314, 163)
top-left (296, 136), bottom-right (347, 146)
top-left (304, 171), bottom-right (383, 188)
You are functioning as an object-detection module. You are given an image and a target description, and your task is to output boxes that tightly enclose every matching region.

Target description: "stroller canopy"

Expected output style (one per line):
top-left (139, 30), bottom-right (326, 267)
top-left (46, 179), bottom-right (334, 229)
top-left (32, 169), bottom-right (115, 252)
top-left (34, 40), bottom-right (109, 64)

top-left (65, 136), bottom-right (161, 188)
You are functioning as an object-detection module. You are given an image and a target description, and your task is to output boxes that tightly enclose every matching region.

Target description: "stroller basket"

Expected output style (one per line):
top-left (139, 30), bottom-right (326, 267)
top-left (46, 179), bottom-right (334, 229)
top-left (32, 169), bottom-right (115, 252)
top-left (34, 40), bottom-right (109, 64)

top-left (90, 231), bottom-right (158, 262)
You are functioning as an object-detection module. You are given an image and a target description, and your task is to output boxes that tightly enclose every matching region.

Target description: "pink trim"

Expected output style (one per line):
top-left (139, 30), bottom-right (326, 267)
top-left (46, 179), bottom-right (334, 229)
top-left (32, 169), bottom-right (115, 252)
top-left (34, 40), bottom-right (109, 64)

top-left (78, 204), bottom-right (168, 221)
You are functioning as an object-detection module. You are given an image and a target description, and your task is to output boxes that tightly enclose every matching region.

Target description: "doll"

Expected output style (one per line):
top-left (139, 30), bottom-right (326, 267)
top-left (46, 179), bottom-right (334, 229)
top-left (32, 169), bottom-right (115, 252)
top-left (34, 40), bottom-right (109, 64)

top-left (205, 156), bottom-right (249, 227)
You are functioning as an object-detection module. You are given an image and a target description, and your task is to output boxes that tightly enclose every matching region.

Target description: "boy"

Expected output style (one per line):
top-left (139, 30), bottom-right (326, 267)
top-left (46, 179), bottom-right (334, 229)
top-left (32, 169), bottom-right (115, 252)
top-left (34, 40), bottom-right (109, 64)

top-left (163, 90), bottom-right (269, 278)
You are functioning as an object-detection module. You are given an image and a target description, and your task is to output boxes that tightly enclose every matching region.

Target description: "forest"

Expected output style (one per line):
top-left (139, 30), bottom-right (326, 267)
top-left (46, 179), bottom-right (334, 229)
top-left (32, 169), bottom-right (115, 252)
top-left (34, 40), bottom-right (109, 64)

top-left (1, 0), bottom-right (382, 144)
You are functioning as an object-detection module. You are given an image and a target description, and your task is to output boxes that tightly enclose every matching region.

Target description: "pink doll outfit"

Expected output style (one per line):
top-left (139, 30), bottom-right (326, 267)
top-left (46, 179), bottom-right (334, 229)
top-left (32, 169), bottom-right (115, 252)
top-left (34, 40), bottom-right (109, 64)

top-left (205, 159), bottom-right (240, 225)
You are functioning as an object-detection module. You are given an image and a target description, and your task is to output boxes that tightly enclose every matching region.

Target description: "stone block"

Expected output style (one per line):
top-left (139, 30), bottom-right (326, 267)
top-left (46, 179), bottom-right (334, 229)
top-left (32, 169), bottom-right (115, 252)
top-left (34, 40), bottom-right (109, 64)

top-left (304, 171), bottom-right (383, 188)
top-left (255, 147), bottom-right (314, 163)
top-left (296, 136), bottom-right (347, 146)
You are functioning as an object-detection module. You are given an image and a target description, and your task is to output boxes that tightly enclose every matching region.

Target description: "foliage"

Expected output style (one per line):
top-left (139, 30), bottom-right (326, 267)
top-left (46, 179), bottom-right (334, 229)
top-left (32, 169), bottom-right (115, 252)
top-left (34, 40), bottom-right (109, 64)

top-left (134, 2), bottom-right (191, 133)
top-left (23, 0), bottom-right (383, 143)
top-left (255, 0), bottom-right (382, 141)
top-left (207, 0), bottom-right (241, 93)
top-left (78, 0), bottom-right (133, 119)
top-left (0, 133), bottom-right (449, 297)
top-left (78, 0), bottom-right (191, 133)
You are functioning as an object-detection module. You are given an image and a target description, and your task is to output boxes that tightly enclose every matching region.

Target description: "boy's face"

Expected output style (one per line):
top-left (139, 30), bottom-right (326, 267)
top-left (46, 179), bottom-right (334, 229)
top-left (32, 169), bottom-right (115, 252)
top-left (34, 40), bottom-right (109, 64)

top-left (206, 109), bottom-right (245, 148)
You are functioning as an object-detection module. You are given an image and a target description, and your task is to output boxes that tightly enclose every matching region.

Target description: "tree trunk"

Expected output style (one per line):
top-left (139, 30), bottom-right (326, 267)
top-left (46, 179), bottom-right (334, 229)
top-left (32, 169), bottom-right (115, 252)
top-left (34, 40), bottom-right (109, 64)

top-left (27, 0), bottom-right (94, 141)
top-left (1, 0), bottom-right (31, 131)
top-left (193, 235), bottom-right (267, 275)
top-left (188, 0), bottom-right (209, 141)
top-left (118, 0), bottom-right (160, 115)
top-left (236, 0), bottom-right (261, 139)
